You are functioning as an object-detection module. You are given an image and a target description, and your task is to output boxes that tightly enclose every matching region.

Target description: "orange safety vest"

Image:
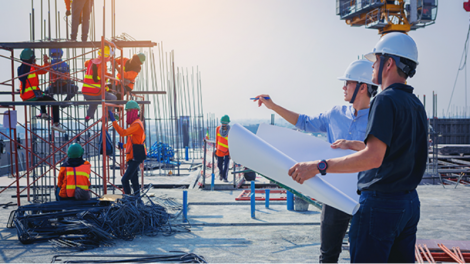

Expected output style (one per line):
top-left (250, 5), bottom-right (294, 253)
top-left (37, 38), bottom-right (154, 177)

top-left (115, 58), bottom-right (139, 90)
top-left (125, 119), bottom-right (147, 156)
top-left (216, 125), bottom-right (229, 157)
top-left (82, 60), bottom-right (102, 96)
top-left (65, 163), bottom-right (91, 198)
top-left (20, 67), bottom-right (42, 101)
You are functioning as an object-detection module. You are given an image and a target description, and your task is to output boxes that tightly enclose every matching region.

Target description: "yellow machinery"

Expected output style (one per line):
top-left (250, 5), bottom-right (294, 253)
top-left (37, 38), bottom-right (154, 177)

top-left (336, 0), bottom-right (438, 34)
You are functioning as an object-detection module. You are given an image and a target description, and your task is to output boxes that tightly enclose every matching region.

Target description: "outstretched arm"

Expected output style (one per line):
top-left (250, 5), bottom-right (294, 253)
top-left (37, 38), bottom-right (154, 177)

top-left (254, 94), bottom-right (299, 126)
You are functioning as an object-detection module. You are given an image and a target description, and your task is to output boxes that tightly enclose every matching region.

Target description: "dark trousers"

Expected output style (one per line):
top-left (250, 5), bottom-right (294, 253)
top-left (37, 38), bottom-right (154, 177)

top-left (36, 95), bottom-right (60, 123)
top-left (46, 80), bottom-right (79, 101)
top-left (217, 155), bottom-right (230, 180)
top-left (122, 160), bottom-right (142, 195)
top-left (108, 84), bottom-right (132, 100)
top-left (320, 204), bottom-right (352, 263)
top-left (71, 0), bottom-right (93, 41)
top-left (55, 187), bottom-right (75, 201)
top-left (349, 190), bottom-right (420, 263)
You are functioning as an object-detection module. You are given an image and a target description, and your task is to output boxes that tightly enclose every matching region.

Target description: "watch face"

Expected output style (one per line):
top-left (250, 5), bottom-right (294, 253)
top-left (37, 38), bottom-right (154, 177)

top-left (318, 162), bottom-right (327, 170)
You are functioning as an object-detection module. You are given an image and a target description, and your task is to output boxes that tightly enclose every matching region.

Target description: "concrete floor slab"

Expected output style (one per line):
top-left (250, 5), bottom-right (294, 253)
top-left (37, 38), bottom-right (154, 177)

top-left (0, 185), bottom-right (468, 262)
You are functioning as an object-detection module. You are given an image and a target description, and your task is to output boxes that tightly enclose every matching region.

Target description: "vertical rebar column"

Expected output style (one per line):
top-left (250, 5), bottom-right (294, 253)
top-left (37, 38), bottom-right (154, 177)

top-left (101, 36), bottom-right (107, 195)
top-left (171, 51), bottom-right (180, 175)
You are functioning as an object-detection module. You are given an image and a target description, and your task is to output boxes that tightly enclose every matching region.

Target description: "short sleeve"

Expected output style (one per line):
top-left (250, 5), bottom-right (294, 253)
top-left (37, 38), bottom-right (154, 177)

top-left (295, 110), bottom-right (330, 133)
top-left (365, 95), bottom-right (394, 146)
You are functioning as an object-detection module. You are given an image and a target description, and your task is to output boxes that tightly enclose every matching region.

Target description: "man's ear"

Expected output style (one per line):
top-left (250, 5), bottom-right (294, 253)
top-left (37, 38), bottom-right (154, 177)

top-left (385, 57), bottom-right (395, 72)
top-left (361, 83), bottom-right (368, 93)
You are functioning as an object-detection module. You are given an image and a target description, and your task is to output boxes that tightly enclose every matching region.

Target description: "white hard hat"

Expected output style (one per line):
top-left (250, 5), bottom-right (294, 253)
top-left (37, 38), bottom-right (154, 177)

top-left (338, 59), bottom-right (375, 86)
top-left (364, 32), bottom-right (418, 65)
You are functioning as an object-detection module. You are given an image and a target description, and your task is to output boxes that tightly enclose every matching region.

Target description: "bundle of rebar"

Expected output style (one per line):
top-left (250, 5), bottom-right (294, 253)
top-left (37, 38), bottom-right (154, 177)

top-left (10, 189), bottom-right (189, 250)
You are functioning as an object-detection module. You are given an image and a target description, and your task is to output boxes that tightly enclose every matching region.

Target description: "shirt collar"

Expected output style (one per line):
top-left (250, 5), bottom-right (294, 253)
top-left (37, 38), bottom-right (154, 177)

top-left (349, 105), bottom-right (369, 119)
top-left (384, 83), bottom-right (414, 94)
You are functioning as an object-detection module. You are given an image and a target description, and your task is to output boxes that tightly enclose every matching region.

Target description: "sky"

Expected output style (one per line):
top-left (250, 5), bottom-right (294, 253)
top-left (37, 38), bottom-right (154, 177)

top-left (0, 0), bottom-right (470, 121)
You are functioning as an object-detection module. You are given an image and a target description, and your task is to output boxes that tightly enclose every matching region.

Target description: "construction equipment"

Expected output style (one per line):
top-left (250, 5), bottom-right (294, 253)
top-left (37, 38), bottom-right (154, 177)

top-left (336, 0), bottom-right (438, 34)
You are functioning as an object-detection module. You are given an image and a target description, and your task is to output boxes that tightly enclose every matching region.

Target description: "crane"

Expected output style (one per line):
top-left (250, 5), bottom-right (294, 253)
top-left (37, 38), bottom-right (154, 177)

top-left (336, 0), bottom-right (438, 35)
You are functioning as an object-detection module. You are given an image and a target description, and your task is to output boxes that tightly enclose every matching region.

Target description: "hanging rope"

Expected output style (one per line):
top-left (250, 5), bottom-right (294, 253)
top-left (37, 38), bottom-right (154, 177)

top-left (447, 24), bottom-right (470, 116)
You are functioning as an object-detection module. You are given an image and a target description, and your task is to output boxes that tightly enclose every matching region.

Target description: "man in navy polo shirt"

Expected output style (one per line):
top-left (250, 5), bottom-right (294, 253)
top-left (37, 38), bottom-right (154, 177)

top-left (288, 33), bottom-right (427, 262)
top-left (255, 59), bottom-right (378, 263)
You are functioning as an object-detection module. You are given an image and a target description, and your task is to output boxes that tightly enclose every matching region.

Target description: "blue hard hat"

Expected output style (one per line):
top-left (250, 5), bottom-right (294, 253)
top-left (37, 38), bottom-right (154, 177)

top-left (49, 48), bottom-right (63, 59)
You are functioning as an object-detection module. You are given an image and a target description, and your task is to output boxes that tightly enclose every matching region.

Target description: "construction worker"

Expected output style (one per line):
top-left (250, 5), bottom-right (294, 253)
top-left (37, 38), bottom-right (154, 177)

top-left (255, 59), bottom-right (377, 263)
top-left (57, 143), bottom-right (91, 200)
top-left (287, 33), bottom-right (426, 262)
top-left (215, 115), bottom-right (231, 182)
top-left (17, 48), bottom-right (65, 133)
top-left (45, 48), bottom-right (79, 104)
top-left (109, 53), bottom-right (146, 100)
top-left (109, 100), bottom-right (146, 196)
top-left (66, 0), bottom-right (93, 42)
top-left (82, 45), bottom-right (117, 122)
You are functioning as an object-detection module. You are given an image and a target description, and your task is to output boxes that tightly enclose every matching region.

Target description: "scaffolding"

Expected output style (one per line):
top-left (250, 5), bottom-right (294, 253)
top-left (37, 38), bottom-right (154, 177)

top-left (0, 0), bottom-right (214, 205)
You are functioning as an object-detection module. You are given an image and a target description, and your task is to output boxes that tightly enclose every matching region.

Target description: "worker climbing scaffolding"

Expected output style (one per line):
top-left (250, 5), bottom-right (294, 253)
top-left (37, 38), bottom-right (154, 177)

top-left (109, 53), bottom-right (146, 100)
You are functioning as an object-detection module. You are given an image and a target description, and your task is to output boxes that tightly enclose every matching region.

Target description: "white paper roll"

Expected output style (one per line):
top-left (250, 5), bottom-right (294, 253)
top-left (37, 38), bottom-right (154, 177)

top-left (229, 123), bottom-right (359, 215)
top-left (256, 124), bottom-right (360, 203)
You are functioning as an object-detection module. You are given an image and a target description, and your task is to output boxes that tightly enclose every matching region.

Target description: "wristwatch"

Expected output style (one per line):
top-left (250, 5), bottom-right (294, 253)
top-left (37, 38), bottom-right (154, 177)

top-left (317, 160), bottom-right (328, 176)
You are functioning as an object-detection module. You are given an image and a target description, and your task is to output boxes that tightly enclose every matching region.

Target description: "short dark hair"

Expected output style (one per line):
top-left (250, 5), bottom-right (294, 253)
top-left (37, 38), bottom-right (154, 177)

top-left (382, 55), bottom-right (417, 79)
top-left (367, 84), bottom-right (378, 97)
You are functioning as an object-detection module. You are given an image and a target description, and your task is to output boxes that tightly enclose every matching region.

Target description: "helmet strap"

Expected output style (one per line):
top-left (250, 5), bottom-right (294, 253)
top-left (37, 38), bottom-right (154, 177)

top-left (377, 55), bottom-right (386, 85)
top-left (349, 82), bottom-right (362, 104)
top-left (389, 55), bottom-right (416, 78)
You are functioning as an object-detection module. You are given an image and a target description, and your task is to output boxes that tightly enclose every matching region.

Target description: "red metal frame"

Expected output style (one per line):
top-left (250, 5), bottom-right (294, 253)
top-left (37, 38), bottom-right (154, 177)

top-left (0, 32), bottom-right (148, 205)
top-left (236, 189), bottom-right (287, 201)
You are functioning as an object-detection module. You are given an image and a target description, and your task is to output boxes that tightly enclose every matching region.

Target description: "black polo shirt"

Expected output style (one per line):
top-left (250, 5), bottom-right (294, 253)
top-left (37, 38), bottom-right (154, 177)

top-left (358, 83), bottom-right (428, 192)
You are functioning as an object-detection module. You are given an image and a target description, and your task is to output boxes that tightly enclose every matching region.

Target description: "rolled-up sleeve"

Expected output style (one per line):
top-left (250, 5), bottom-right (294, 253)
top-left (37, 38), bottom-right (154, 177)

top-left (295, 111), bottom-right (329, 133)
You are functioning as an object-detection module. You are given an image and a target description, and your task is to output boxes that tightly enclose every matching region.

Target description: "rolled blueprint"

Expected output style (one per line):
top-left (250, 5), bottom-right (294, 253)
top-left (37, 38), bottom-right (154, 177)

top-left (228, 123), bottom-right (360, 215)
top-left (256, 123), bottom-right (359, 203)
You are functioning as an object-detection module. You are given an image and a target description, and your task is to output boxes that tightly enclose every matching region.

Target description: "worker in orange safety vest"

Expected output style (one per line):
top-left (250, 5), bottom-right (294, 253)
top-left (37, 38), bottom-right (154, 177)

top-left (82, 45), bottom-right (118, 122)
top-left (56, 143), bottom-right (91, 200)
top-left (17, 48), bottom-right (66, 133)
top-left (109, 53), bottom-right (146, 100)
top-left (109, 100), bottom-right (146, 196)
top-left (215, 115), bottom-right (231, 182)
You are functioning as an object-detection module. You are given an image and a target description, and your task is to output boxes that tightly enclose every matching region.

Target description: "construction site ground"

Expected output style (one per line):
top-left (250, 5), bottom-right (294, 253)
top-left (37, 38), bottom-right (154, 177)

top-left (0, 178), bottom-right (469, 262)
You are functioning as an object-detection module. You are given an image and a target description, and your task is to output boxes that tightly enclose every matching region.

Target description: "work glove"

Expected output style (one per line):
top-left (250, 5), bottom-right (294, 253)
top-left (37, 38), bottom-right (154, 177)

top-left (66, 10), bottom-right (71, 16)
top-left (118, 142), bottom-right (124, 150)
top-left (108, 110), bottom-right (116, 122)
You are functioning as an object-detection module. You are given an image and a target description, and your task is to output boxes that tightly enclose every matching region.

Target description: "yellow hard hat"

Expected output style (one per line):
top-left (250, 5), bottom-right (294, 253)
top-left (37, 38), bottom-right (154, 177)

top-left (98, 46), bottom-right (113, 58)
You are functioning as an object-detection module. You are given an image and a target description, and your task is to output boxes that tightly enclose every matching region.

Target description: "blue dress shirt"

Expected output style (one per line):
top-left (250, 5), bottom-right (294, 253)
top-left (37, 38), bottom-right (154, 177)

top-left (295, 105), bottom-right (369, 144)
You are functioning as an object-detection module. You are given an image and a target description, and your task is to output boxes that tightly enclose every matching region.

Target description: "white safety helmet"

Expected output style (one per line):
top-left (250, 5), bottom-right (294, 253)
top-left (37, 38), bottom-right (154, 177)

top-left (338, 59), bottom-right (378, 103)
top-left (364, 32), bottom-right (418, 65)
top-left (364, 32), bottom-right (418, 83)
top-left (338, 59), bottom-right (375, 86)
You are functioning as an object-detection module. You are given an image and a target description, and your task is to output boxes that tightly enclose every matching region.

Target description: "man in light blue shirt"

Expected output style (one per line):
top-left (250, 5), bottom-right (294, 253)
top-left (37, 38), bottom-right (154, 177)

top-left (255, 59), bottom-right (377, 263)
